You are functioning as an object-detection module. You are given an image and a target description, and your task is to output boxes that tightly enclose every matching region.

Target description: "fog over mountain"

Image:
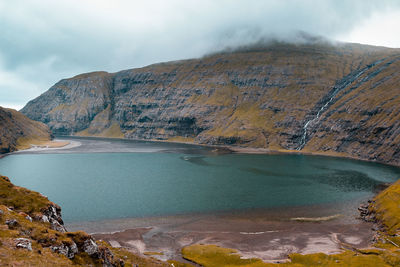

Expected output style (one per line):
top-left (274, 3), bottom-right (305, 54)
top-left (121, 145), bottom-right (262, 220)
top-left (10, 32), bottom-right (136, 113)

top-left (0, 0), bottom-right (400, 109)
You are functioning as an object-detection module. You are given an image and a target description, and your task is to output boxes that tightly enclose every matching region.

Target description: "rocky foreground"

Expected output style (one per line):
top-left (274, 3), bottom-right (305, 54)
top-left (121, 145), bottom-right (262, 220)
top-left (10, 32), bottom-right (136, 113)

top-left (0, 175), bottom-right (176, 266)
top-left (22, 42), bottom-right (400, 166)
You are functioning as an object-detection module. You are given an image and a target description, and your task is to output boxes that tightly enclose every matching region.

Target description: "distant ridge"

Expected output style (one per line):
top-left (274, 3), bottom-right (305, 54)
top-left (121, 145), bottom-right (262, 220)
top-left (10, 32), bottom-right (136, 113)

top-left (21, 42), bottom-right (400, 166)
top-left (0, 107), bottom-right (51, 153)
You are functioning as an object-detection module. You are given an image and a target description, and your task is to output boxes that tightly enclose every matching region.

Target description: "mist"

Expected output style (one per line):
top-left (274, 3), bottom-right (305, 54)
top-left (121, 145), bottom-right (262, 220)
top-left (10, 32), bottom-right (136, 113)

top-left (0, 0), bottom-right (399, 109)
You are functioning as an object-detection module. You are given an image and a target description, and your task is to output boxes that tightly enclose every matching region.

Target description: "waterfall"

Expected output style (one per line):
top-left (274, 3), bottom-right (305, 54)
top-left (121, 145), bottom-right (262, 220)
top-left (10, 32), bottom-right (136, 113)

top-left (296, 59), bottom-right (384, 150)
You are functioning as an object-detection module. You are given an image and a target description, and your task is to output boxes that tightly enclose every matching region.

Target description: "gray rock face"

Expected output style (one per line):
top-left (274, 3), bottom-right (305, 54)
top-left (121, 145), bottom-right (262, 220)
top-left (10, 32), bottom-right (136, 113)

top-left (22, 72), bottom-right (112, 135)
top-left (6, 219), bottom-right (19, 229)
top-left (21, 43), bottom-right (400, 166)
top-left (83, 238), bottom-right (99, 256)
top-left (15, 238), bottom-right (32, 251)
top-left (51, 241), bottom-right (78, 259)
top-left (42, 205), bottom-right (67, 232)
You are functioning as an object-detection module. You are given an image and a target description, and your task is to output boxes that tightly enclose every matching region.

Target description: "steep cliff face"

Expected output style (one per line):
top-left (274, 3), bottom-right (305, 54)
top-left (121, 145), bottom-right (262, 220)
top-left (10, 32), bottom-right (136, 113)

top-left (0, 107), bottom-right (51, 153)
top-left (21, 42), bottom-right (400, 165)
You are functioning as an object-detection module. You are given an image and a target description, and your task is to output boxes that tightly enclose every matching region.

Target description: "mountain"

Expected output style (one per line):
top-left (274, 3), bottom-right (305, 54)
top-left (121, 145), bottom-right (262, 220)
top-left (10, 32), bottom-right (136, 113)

top-left (0, 107), bottom-right (51, 153)
top-left (21, 42), bottom-right (400, 165)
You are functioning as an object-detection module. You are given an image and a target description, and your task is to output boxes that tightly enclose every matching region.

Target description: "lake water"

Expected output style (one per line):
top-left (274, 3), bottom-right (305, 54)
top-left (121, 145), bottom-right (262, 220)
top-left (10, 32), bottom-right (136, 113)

top-left (0, 137), bottom-right (399, 223)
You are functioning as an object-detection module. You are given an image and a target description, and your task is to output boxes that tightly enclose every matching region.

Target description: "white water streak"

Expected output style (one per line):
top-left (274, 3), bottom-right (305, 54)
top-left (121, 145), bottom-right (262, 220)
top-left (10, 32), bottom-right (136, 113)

top-left (296, 60), bottom-right (383, 150)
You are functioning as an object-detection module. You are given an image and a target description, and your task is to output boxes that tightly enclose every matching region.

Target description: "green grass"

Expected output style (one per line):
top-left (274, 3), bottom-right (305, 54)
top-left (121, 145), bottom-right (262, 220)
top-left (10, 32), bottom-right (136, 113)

top-left (0, 175), bottom-right (53, 215)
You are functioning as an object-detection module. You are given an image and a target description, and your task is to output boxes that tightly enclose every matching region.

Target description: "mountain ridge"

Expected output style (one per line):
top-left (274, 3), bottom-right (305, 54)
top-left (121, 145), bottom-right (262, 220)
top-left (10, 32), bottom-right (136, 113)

top-left (21, 42), bottom-right (400, 165)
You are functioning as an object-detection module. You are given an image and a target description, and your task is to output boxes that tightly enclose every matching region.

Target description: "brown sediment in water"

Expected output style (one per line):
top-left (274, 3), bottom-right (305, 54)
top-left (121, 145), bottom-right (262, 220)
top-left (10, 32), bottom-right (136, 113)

top-left (70, 203), bottom-right (375, 263)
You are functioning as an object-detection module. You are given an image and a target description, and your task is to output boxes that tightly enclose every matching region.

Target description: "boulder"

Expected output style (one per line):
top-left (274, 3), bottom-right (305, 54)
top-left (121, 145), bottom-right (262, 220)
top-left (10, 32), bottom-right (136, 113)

top-left (15, 238), bottom-right (32, 251)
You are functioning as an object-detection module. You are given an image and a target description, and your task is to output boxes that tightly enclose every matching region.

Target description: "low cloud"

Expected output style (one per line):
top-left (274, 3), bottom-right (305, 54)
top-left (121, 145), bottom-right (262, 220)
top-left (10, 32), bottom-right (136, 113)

top-left (0, 0), bottom-right (399, 109)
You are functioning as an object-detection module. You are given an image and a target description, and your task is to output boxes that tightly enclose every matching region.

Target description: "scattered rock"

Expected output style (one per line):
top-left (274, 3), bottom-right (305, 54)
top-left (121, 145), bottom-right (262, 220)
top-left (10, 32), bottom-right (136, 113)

top-left (41, 205), bottom-right (67, 232)
top-left (25, 215), bottom-right (33, 222)
top-left (68, 242), bottom-right (79, 259)
top-left (15, 238), bottom-right (32, 251)
top-left (50, 241), bottom-right (78, 259)
top-left (41, 215), bottom-right (49, 223)
top-left (51, 244), bottom-right (69, 257)
top-left (358, 203), bottom-right (376, 223)
top-left (5, 219), bottom-right (19, 229)
top-left (83, 238), bottom-right (100, 256)
top-left (51, 220), bottom-right (67, 232)
top-left (99, 246), bottom-right (115, 266)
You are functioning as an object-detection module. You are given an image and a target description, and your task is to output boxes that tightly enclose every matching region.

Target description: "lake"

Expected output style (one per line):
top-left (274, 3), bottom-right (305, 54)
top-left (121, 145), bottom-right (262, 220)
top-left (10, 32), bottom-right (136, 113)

top-left (0, 137), bottom-right (399, 223)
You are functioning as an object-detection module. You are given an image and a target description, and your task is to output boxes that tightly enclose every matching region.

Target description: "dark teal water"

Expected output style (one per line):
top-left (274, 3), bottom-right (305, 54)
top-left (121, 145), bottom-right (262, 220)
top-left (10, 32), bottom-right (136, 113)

top-left (0, 140), bottom-right (399, 223)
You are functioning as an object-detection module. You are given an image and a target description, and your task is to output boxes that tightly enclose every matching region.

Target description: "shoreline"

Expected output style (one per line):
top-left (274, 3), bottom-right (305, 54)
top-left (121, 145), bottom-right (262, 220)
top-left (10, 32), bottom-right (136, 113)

top-left (228, 145), bottom-right (400, 168)
top-left (58, 134), bottom-right (400, 168)
top-left (67, 199), bottom-right (376, 263)
top-left (7, 134), bottom-right (398, 168)
top-left (16, 139), bottom-right (81, 152)
top-left (89, 211), bottom-right (374, 263)
top-left (0, 139), bottom-right (81, 158)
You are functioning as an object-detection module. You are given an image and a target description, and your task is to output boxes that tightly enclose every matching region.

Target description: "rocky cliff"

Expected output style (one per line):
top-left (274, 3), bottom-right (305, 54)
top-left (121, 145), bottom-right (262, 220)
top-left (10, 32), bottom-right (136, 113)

top-left (0, 107), bottom-right (51, 153)
top-left (21, 42), bottom-right (400, 165)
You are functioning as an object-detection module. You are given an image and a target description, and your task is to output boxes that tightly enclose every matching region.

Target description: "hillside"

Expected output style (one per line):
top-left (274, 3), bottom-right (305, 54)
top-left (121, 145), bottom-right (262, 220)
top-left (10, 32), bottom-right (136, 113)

top-left (21, 42), bottom-right (400, 165)
top-left (0, 107), bottom-right (51, 153)
top-left (0, 175), bottom-right (177, 266)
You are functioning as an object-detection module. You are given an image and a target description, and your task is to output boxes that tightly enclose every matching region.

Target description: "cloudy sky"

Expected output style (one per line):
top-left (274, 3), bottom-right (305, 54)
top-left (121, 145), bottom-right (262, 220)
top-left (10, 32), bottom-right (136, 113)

top-left (1, 0), bottom-right (399, 110)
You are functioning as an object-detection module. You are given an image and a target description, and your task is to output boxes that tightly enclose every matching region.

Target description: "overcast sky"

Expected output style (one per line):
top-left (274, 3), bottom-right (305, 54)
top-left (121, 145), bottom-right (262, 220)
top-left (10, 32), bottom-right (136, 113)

top-left (1, 0), bottom-right (399, 110)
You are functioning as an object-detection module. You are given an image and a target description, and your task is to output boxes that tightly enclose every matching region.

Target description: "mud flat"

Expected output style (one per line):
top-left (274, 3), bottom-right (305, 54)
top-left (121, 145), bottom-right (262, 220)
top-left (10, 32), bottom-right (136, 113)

top-left (68, 202), bottom-right (375, 263)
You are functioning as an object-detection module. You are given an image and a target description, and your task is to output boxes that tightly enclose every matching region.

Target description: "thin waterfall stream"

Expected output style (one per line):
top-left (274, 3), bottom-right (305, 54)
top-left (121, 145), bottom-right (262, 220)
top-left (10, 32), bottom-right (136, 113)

top-left (297, 59), bottom-right (385, 150)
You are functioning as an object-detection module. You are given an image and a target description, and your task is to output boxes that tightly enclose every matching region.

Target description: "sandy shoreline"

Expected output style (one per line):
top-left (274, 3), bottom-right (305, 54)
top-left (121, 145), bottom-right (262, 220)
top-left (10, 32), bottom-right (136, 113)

top-left (0, 139), bottom-right (81, 158)
top-left (16, 139), bottom-right (81, 152)
top-left (67, 201), bottom-right (375, 263)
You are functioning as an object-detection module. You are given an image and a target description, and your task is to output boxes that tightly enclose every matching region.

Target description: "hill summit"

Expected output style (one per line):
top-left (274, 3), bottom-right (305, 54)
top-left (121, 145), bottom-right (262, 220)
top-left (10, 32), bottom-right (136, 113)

top-left (21, 42), bottom-right (400, 165)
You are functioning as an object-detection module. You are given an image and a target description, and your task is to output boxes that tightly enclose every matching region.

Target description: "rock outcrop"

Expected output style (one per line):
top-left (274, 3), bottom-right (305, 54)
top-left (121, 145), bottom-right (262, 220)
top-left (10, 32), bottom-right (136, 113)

top-left (0, 175), bottom-right (170, 266)
top-left (15, 238), bottom-right (32, 251)
top-left (21, 42), bottom-right (400, 165)
top-left (0, 106), bottom-right (51, 153)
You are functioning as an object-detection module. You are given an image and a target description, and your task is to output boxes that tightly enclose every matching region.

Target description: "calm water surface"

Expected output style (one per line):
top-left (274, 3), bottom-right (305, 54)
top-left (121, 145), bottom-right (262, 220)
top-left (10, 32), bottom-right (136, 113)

top-left (0, 137), bottom-right (399, 223)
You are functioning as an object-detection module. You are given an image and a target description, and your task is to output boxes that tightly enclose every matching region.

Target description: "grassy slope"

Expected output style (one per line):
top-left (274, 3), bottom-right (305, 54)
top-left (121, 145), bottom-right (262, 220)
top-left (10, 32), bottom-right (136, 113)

top-left (0, 107), bottom-right (51, 153)
top-left (0, 175), bottom-right (172, 267)
top-left (182, 179), bottom-right (400, 267)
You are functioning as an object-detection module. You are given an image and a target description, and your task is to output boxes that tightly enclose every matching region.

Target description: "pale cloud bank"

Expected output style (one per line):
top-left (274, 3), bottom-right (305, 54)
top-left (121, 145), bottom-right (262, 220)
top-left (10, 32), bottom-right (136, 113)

top-left (0, 0), bottom-right (399, 109)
